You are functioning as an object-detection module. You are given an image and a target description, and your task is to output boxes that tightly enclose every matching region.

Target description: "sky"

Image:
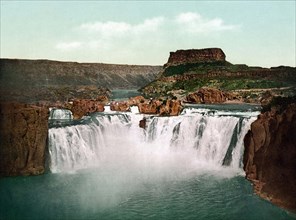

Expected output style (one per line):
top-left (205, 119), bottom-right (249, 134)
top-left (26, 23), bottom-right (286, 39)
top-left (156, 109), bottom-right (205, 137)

top-left (1, 1), bottom-right (295, 67)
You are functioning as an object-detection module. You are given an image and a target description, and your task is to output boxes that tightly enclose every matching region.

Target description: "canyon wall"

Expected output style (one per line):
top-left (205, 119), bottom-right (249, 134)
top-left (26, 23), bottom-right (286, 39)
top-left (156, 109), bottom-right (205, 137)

top-left (0, 103), bottom-right (49, 176)
top-left (0, 59), bottom-right (161, 103)
top-left (243, 103), bottom-right (296, 212)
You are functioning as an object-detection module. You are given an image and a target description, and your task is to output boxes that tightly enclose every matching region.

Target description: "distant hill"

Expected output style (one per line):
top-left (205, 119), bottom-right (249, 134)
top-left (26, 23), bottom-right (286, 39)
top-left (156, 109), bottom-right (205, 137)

top-left (0, 59), bottom-right (161, 102)
top-left (141, 48), bottom-right (296, 103)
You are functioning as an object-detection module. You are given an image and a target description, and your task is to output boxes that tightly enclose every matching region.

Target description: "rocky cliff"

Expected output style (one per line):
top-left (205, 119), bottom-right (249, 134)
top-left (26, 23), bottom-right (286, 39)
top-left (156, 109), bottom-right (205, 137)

top-left (141, 48), bottom-right (296, 102)
top-left (165, 48), bottom-right (226, 67)
top-left (0, 102), bottom-right (49, 176)
top-left (0, 59), bottom-right (161, 103)
top-left (243, 102), bottom-right (296, 212)
top-left (185, 87), bottom-right (235, 104)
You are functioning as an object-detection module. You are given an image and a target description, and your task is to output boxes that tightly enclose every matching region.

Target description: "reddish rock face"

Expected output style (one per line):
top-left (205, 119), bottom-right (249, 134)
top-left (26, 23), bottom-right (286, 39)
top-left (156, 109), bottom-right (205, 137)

top-left (96, 95), bottom-right (109, 104)
top-left (127, 96), bottom-right (146, 106)
top-left (0, 102), bottom-right (49, 176)
top-left (110, 101), bottom-right (130, 112)
top-left (165, 48), bottom-right (226, 67)
top-left (71, 99), bottom-right (104, 119)
top-left (138, 100), bottom-right (160, 114)
top-left (185, 87), bottom-right (233, 104)
top-left (138, 99), bottom-right (182, 116)
top-left (243, 104), bottom-right (296, 212)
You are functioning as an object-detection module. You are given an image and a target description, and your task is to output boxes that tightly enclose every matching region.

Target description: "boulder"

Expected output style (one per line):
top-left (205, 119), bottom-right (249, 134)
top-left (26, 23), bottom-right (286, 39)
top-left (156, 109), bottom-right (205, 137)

top-left (128, 96), bottom-right (146, 105)
top-left (138, 99), bottom-right (162, 114)
top-left (0, 102), bottom-right (49, 176)
top-left (96, 95), bottom-right (109, 104)
top-left (110, 101), bottom-right (130, 112)
top-left (139, 118), bottom-right (146, 129)
top-left (71, 99), bottom-right (104, 119)
top-left (138, 99), bottom-right (182, 116)
top-left (243, 103), bottom-right (296, 212)
top-left (186, 87), bottom-right (233, 104)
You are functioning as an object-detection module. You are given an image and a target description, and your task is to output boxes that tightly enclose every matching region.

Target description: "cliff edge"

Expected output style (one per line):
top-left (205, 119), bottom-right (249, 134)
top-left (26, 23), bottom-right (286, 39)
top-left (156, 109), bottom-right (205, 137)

top-left (0, 103), bottom-right (49, 176)
top-left (243, 101), bottom-right (296, 212)
top-left (165, 48), bottom-right (226, 67)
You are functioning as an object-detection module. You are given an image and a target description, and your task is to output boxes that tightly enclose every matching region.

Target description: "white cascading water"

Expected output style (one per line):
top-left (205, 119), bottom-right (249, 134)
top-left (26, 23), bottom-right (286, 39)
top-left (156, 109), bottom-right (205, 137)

top-left (49, 108), bottom-right (73, 120)
top-left (48, 107), bottom-right (258, 174)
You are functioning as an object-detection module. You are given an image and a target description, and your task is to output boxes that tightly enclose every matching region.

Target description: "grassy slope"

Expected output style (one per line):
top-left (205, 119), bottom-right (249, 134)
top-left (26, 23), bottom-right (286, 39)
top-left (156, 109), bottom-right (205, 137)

top-left (141, 61), bottom-right (295, 98)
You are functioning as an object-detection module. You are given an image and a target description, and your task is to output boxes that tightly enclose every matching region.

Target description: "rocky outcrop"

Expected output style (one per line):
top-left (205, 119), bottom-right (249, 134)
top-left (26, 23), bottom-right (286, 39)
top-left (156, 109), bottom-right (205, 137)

top-left (110, 101), bottom-right (130, 112)
top-left (165, 48), bottom-right (226, 67)
top-left (0, 102), bottom-right (49, 176)
top-left (138, 99), bottom-right (182, 116)
top-left (243, 103), bottom-right (296, 212)
top-left (127, 96), bottom-right (146, 106)
top-left (141, 48), bottom-right (296, 101)
top-left (185, 87), bottom-right (235, 104)
top-left (71, 99), bottom-right (104, 119)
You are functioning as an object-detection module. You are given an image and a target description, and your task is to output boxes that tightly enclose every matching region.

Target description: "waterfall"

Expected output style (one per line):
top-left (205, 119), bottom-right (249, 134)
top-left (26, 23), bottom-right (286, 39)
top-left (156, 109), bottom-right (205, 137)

top-left (48, 107), bottom-right (258, 173)
top-left (49, 108), bottom-right (73, 120)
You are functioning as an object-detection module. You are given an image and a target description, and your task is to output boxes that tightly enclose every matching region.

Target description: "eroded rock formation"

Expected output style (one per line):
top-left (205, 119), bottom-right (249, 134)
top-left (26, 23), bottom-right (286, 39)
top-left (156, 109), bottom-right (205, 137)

top-left (0, 102), bottom-right (49, 176)
top-left (185, 87), bottom-right (235, 104)
top-left (110, 101), bottom-right (130, 112)
top-left (243, 103), bottom-right (296, 212)
top-left (71, 99), bottom-right (104, 119)
top-left (165, 48), bottom-right (226, 67)
top-left (138, 99), bottom-right (182, 116)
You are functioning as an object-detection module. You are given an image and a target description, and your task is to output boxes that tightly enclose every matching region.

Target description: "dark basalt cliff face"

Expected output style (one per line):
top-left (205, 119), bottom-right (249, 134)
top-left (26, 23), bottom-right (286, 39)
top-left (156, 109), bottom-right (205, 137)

top-left (243, 103), bottom-right (296, 212)
top-left (0, 102), bottom-right (49, 176)
top-left (165, 48), bottom-right (226, 67)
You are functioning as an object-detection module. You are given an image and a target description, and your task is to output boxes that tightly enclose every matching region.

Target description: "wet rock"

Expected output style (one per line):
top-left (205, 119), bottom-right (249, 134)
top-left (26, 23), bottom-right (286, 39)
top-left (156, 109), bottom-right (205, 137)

top-left (243, 103), bottom-right (296, 212)
top-left (110, 101), bottom-right (131, 112)
top-left (0, 102), bottom-right (49, 176)
top-left (139, 118), bottom-right (146, 129)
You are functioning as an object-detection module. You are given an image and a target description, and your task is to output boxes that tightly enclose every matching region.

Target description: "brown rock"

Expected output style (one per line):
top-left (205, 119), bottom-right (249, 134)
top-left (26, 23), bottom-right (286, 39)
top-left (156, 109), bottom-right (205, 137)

top-left (165, 48), bottom-right (225, 67)
top-left (159, 99), bottom-right (183, 116)
top-left (96, 95), bottom-right (109, 104)
top-left (0, 102), bottom-right (49, 176)
top-left (186, 87), bottom-right (233, 104)
top-left (71, 99), bottom-right (105, 119)
top-left (139, 118), bottom-right (146, 129)
top-left (138, 99), bottom-right (162, 114)
top-left (138, 99), bottom-right (183, 116)
top-left (128, 96), bottom-right (146, 106)
top-left (243, 103), bottom-right (296, 212)
top-left (110, 101), bottom-right (130, 112)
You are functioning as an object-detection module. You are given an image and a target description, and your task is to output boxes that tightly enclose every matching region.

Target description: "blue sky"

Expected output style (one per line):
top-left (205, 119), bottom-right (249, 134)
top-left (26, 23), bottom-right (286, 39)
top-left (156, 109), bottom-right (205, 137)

top-left (1, 1), bottom-right (295, 67)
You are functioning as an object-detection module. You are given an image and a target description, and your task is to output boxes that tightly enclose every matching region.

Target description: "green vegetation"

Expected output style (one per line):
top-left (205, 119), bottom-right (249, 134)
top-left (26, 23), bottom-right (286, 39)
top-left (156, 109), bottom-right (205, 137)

top-left (163, 61), bottom-right (231, 77)
top-left (262, 96), bottom-right (296, 113)
top-left (172, 78), bottom-right (285, 92)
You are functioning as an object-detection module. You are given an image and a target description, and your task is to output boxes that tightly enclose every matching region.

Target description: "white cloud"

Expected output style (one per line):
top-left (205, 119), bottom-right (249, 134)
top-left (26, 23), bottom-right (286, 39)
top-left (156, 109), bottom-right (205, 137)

top-left (55, 12), bottom-right (238, 63)
top-left (79, 17), bottom-right (164, 37)
top-left (56, 41), bottom-right (82, 51)
top-left (176, 12), bottom-right (237, 33)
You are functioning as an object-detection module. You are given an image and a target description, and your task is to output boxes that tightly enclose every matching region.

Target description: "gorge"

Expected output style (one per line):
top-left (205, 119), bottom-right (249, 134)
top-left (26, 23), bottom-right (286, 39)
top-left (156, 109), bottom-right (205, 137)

top-left (0, 48), bottom-right (295, 219)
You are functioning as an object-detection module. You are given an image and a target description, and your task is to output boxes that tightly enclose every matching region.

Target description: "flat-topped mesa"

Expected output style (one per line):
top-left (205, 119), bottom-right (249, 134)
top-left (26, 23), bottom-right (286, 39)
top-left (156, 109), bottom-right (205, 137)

top-left (165, 48), bottom-right (226, 67)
